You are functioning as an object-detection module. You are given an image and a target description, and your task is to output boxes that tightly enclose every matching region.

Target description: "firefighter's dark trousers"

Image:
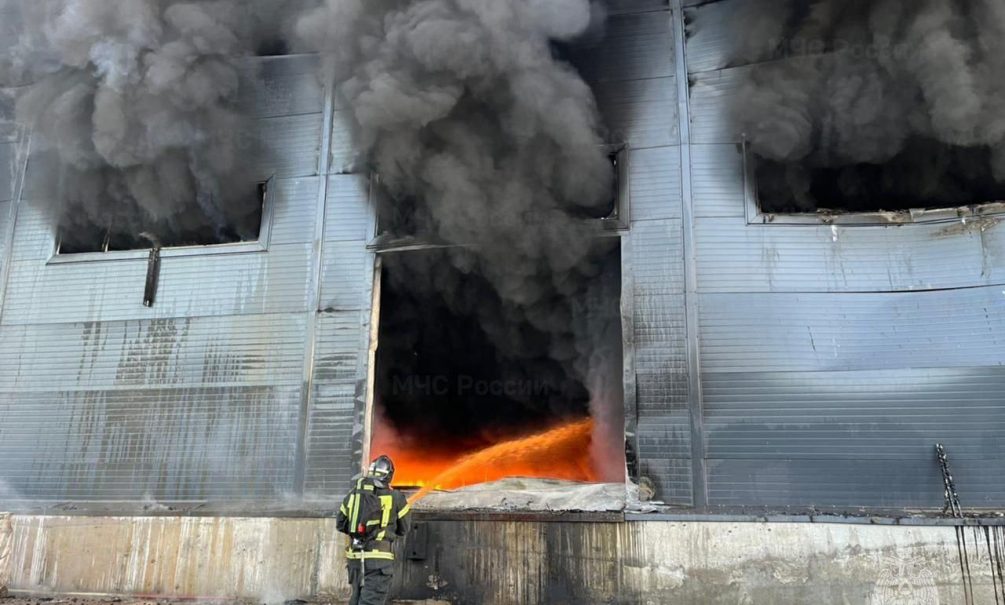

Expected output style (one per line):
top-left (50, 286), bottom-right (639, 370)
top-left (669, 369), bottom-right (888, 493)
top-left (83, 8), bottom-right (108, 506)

top-left (347, 560), bottom-right (393, 605)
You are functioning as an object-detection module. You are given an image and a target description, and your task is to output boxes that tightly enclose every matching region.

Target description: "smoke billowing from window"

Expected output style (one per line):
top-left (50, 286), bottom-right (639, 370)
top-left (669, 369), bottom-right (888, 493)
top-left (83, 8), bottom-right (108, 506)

top-left (708, 0), bottom-right (1005, 212)
top-left (295, 0), bottom-right (623, 479)
top-left (0, 0), bottom-right (305, 245)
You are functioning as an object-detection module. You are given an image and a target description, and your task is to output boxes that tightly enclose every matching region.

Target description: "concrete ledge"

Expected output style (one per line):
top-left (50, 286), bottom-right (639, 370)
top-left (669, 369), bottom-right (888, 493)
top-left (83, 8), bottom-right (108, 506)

top-left (5, 514), bottom-right (1005, 604)
top-left (7, 516), bottom-right (349, 601)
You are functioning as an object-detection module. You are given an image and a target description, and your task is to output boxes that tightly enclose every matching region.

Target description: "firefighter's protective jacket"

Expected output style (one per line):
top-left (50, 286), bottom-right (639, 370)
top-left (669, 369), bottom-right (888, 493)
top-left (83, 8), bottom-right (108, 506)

top-left (336, 477), bottom-right (411, 565)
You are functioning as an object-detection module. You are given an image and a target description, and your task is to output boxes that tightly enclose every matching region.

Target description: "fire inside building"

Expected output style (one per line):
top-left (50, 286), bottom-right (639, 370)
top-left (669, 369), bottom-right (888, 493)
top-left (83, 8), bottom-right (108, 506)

top-left (0, 0), bottom-right (1004, 603)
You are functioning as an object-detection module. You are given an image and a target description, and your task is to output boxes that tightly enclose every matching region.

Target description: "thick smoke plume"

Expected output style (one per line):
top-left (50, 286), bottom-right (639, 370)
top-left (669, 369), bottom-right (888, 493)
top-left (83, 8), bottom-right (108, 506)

top-left (0, 0), bottom-right (302, 247)
top-left (707, 0), bottom-right (1005, 212)
top-left (296, 0), bottom-right (623, 479)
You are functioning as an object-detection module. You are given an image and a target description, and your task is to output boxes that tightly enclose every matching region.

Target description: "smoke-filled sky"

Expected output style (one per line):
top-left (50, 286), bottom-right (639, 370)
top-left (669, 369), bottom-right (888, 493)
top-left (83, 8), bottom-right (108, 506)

top-left (703, 0), bottom-right (1005, 211)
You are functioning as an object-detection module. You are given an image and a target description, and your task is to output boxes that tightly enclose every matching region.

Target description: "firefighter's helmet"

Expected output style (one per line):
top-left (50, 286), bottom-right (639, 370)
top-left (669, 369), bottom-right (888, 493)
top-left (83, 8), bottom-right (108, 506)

top-left (369, 455), bottom-right (395, 487)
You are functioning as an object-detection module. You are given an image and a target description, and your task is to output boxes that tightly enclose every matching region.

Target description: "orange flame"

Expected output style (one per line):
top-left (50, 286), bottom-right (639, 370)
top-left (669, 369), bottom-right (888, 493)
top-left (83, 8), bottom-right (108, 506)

top-left (372, 418), bottom-right (597, 504)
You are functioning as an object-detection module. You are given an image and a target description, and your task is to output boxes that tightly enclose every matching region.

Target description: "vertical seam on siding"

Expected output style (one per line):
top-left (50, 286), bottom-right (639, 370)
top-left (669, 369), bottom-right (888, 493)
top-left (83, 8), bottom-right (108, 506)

top-left (294, 78), bottom-right (337, 493)
top-left (672, 0), bottom-right (709, 508)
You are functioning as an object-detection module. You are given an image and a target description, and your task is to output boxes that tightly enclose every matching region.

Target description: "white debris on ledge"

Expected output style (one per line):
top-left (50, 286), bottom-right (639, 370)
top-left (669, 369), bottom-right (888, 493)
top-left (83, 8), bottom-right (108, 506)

top-left (410, 479), bottom-right (635, 512)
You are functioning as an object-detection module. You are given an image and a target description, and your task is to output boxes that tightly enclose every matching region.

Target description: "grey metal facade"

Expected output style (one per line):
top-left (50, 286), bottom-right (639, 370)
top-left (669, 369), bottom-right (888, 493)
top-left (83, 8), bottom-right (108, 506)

top-left (0, 0), bottom-right (1002, 512)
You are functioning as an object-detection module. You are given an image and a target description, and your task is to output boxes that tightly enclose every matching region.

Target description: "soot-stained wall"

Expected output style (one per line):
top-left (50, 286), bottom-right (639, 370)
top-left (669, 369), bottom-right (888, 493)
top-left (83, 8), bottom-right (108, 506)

top-left (0, 0), bottom-right (1002, 513)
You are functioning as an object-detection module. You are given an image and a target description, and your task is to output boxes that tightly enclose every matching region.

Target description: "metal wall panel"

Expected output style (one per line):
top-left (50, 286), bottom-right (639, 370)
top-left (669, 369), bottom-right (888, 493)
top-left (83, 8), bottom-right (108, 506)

top-left (2, 242), bottom-right (313, 324)
top-left (250, 114), bottom-right (323, 181)
top-left (0, 142), bottom-right (13, 202)
top-left (319, 176), bottom-right (372, 313)
top-left (694, 218), bottom-right (998, 293)
top-left (605, 0), bottom-right (670, 15)
top-left (703, 368), bottom-right (1005, 508)
top-left (306, 142), bottom-right (375, 497)
top-left (691, 144), bottom-right (745, 218)
top-left (683, 0), bottom-right (1005, 511)
top-left (304, 310), bottom-right (369, 496)
top-left (0, 56), bottom-right (322, 503)
top-left (630, 219), bottom-right (692, 504)
top-left (330, 109), bottom-right (358, 174)
top-left (0, 314), bottom-right (306, 500)
top-left (0, 315), bottom-right (306, 391)
top-left (593, 77), bottom-right (679, 149)
top-left (629, 146), bottom-right (682, 221)
top-left (688, 69), bottom-right (747, 145)
top-left (240, 55), bottom-right (324, 119)
top-left (699, 288), bottom-right (1005, 373)
top-left (573, 12), bottom-right (675, 85)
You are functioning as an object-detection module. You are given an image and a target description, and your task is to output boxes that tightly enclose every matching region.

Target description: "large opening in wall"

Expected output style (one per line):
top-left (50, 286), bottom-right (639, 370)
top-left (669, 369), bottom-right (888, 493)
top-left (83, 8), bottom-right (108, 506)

top-left (371, 243), bottom-right (626, 507)
top-left (755, 139), bottom-right (1005, 215)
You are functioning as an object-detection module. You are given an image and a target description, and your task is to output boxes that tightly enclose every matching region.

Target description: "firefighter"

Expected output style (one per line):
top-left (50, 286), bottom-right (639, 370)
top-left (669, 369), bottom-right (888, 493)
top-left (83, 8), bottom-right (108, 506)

top-left (336, 455), bottom-right (411, 605)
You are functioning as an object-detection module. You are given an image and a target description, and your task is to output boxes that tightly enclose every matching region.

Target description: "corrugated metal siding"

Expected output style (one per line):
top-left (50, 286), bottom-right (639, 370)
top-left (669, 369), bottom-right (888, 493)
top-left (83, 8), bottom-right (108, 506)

top-left (587, 3), bottom-right (694, 504)
top-left (0, 142), bottom-right (13, 203)
top-left (688, 69), bottom-right (747, 145)
top-left (606, 0), bottom-right (670, 15)
top-left (694, 219), bottom-right (1000, 293)
top-left (0, 314), bottom-right (305, 499)
top-left (684, 0), bottom-right (1005, 510)
top-left (630, 146), bottom-right (682, 221)
top-left (304, 311), bottom-right (369, 496)
top-left (1, 4), bottom-right (1001, 514)
top-left (699, 288), bottom-right (1005, 374)
top-left (573, 12), bottom-right (675, 85)
top-left (0, 56), bottom-right (323, 502)
top-left (305, 172), bottom-right (374, 496)
top-left (691, 144), bottom-right (745, 218)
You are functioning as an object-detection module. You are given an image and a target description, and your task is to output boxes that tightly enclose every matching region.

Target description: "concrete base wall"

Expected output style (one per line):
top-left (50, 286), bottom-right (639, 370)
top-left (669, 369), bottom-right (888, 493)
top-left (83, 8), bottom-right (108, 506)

top-left (2, 514), bottom-right (1004, 604)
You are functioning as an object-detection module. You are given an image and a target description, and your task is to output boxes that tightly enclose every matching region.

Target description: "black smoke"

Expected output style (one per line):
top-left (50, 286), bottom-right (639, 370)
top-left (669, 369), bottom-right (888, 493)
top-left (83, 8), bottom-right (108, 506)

top-left (698, 0), bottom-right (1005, 212)
top-left (0, 0), bottom-right (306, 247)
top-left (296, 0), bottom-right (624, 479)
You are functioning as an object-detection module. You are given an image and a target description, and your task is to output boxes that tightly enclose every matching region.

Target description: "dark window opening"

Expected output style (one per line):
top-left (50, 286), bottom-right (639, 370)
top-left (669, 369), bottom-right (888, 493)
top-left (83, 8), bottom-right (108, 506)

top-left (256, 38), bottom-right (291, 57)
top-left (371, 243), bottom-right (625, 493)
top-left (57, 182), bottom-right (268, 255)
top-left (756, 138), bottom-right (1005, 215)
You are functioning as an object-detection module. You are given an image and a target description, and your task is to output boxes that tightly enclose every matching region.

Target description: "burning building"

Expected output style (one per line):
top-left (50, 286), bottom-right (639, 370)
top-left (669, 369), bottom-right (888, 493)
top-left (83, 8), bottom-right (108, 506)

top-left (0, 0), bottom-right (1004, 603)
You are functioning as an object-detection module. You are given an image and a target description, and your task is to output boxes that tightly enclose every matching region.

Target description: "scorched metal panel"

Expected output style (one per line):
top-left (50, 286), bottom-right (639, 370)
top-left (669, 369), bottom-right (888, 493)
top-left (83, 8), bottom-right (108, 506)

top-left (629, 219), bottom-right (691, 504)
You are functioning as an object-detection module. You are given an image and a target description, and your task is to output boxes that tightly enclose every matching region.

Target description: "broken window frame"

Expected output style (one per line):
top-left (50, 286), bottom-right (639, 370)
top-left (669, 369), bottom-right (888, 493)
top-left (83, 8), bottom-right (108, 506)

top-left (742, 139), bottom-right (1005, 227)
top-left (48, 176), bottom-right (277, 264)
top-left (366, 144), bottom-right (631, 252)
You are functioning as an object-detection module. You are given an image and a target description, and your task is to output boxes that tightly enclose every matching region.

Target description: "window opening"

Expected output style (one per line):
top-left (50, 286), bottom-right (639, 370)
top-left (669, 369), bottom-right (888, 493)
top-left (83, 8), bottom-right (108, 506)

top-left (753, 138), bottom-right (1005, 216)
top-left (56, 181), bottom-right (270, 255)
